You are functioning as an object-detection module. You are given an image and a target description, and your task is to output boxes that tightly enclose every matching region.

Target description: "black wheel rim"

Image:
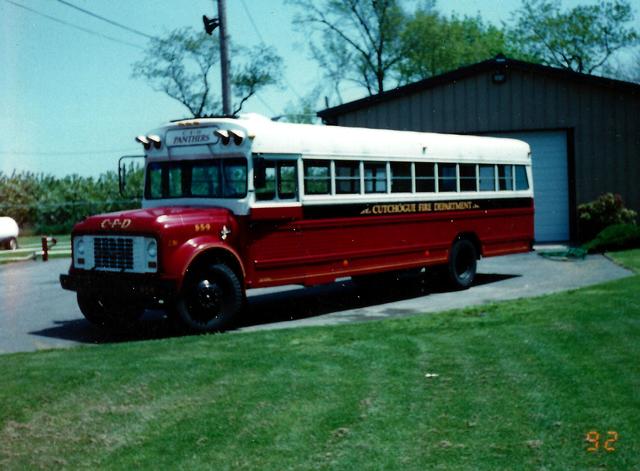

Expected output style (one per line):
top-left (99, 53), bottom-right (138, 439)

top-left (187, 277), bottom-right (227, 325)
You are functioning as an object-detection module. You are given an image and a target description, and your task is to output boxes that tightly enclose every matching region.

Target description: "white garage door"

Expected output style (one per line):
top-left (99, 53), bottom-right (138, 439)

top-left (489, 131), bottom-right (569, 242)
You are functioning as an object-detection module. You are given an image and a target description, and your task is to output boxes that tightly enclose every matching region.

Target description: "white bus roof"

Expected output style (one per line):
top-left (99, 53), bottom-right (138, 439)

top-left (152, 113), bottom-right (530, 163)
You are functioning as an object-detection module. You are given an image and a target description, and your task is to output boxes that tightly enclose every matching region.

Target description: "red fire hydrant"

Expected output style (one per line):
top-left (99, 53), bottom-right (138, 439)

top-left (41, 236), bottom-right (57, 262)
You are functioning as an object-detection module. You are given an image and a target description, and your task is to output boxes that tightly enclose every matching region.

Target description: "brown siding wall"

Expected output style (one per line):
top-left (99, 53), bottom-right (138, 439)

top-left (332, 69), bottom-right (640, 216)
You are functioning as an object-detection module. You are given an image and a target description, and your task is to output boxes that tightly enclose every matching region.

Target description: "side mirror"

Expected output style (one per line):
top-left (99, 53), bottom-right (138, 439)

top-left (253, 157), bottom-right (266, 189)
top-left (118, 155), bottom-right (145, 198)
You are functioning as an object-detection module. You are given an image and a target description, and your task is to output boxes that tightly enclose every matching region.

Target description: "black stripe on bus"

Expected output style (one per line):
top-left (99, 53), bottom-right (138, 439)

top-left (302, 197), bottom-right (533, 219)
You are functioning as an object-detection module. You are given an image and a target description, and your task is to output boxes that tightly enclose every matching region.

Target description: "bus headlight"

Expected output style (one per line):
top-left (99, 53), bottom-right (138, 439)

top-left (75, 238), bottom-right (85, 256)
top-left (147, 239), bottom-right (157, 258)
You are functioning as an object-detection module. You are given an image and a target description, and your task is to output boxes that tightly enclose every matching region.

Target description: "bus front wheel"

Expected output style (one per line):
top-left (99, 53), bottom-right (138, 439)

top-left (77, 291), bottom-right (143, 331)
top-left (177, 263), bottom-right (243, 332)
top-left (447, 239), bottom-right (477, 289)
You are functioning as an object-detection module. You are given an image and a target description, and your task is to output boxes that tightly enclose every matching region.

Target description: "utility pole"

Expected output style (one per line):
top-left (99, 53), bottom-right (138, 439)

top-left (203, 1), bottom-right (231, 115)
top-left (217, 0), bottom-right (231, 115)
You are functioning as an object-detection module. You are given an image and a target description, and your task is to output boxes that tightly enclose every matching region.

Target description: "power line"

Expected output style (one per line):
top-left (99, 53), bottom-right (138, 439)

top-left (0, 200), bottom-right (140, 209)
top-left (0, 149), bottom-right (138, 156)
top-left (3, 0), bottom-right (144, 49)
top-left (239, 0), bottom-right (304, 101)
top-left (239, 0), bottom-right (266, 44)
top-left (254, 93), bottom-right (277, 116)
top-left (54, 0), bottom-right (155, 40)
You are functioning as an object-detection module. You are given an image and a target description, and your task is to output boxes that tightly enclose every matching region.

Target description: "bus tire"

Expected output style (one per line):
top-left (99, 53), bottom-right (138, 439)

top-left (77, 291), bottom-right (143, 331)
top-left (447, 239), bottom-right (477, 289)
top-left (177, 263), bottom-right (243, 332)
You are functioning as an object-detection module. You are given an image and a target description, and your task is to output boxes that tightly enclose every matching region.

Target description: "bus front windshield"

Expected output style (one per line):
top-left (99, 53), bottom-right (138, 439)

top-left (145, 158), bottom-right (247, 200)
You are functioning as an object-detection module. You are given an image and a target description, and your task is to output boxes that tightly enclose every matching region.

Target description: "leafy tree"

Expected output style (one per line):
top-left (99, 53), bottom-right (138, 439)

top-left (509, 0), bottom-right (638, 74)
top-left (289, 0), bottom-right (409, 97)
top-left (282, 86), bottom-right (323, 124)
top-left (0, 169), bottom-right (143, 234)
top-left (132, 28), bottom-right (282, 117)
top-left (629, 49), bottom-right (640, 82)
top-left (398, 9), bottom-right (511, 82)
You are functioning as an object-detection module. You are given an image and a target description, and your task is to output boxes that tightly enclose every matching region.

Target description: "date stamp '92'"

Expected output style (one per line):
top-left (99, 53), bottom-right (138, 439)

top-left (586, 431), bottom-right (618, 452)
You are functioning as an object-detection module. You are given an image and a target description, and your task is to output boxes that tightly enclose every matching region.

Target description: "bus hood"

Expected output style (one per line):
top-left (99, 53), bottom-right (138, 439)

top-left (72, 206), bottom-right (235, 234)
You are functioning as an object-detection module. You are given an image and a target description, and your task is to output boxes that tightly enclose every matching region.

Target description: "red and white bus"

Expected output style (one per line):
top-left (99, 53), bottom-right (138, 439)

top-left (60, 113), bottom-right (534, 331)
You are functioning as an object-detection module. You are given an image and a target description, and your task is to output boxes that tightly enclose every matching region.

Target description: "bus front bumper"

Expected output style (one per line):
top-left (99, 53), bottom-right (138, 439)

top-left (60, 271), bottom-right (177, 303)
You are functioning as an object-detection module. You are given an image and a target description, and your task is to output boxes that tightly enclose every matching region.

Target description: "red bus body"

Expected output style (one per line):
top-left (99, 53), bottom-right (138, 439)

top-left (61, 115), bottom-right (534, 331)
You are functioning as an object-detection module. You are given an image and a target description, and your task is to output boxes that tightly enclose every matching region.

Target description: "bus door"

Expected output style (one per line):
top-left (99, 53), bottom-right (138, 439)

top-left (248, 158), bottom-right (304, 284)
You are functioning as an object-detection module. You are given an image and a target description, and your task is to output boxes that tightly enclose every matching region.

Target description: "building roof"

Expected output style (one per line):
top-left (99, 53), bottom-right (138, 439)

top-left (317, 55), bottom-right (640, 121)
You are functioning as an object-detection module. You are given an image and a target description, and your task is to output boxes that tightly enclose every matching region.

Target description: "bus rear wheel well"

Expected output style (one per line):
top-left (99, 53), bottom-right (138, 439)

top-left (454, 232), bottom-right (482, 259)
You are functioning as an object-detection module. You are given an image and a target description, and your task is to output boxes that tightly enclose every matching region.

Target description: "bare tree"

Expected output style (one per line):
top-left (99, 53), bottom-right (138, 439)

top-left (132, 28), bottom-right (282, 117)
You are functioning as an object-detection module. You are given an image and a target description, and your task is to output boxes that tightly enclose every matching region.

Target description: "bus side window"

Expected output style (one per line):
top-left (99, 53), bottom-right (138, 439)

top-left (256, 161), bottom-right (276, 200)
top-left (515, 165), bottom-right (529, 190)
top-left (390, 162), bottom-right (412, 193)
top-left (415, 163), bottom-right (435, 192)
top-left (304, 160), bottom-right (331, 195)
top-left (479, 164), bottom-right (496, 191)
top-left (364, 162), bottom-right (387, 193)
top-left (459, 164), bottom-right (477, 191)
top-left (278, 162), bottom-right (297, 199)
top-left (498, 164), bottom-right (514, 191)
top-left (335, 161), bottom-right (360, 194)
top-left (438, 163), bottom-right (457, 192)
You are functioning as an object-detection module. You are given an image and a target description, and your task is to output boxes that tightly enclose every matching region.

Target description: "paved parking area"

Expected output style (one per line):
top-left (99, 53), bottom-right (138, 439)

top-left (0, 252), bottom-right (633, 353)
top-left (238, 251), bottom-right (633, 332)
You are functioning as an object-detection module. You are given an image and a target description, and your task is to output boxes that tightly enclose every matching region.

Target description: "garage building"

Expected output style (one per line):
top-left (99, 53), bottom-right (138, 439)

top-left (318, 55), bottom-right (640, 242)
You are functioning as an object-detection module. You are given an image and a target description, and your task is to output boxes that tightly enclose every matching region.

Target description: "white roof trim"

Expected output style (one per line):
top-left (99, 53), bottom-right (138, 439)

top-left (147, 114), bottom-right (531, 164)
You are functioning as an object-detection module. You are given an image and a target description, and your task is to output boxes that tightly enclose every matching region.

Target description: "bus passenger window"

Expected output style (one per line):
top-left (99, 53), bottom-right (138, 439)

top-left (515, 165), bottom-right (529, 190)
top-left (438, 163), bottom-right (457, 192)
top-left (278, 162), bottom-right (297, 199)
top-left (415, 163), bottom-right (435, 192)
top-left (391, 162), bottom-right (412, 193)
top-left (459, 164), bottom-right (477, 191)
top-left (479, 165), bottom-right (496, 191)
top-left (304, 160), bottom-right (331, 195)
top-left (256, 162), bottom-right (276, 200)
top-left (498, 165), bottom-right (513, 191)
top-left (364, 162), bottom-right (387, 193)
top-left (335, 161), bottom-right (360, 194)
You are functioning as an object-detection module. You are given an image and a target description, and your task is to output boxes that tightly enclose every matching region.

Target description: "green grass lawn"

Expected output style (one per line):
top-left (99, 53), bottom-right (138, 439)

top-left (0, 251), bottom-right (639, 470)
top-left (17, 234), bottom-right (70, 248)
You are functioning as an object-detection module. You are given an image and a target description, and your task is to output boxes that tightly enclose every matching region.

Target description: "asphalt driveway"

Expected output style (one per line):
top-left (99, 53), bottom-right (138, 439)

top-left (0, 251), bottom-right (633, 353)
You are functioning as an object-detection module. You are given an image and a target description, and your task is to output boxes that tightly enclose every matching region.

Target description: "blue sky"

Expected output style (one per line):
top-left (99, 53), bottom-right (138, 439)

top-left (1, 0), bottom-right (638, 177)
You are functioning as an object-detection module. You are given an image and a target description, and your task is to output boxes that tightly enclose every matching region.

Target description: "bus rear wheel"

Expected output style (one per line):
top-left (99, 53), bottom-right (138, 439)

top-left (176, 263), bottom-right (243, 332)
top-left (447, 239), bottom-right (477, 289)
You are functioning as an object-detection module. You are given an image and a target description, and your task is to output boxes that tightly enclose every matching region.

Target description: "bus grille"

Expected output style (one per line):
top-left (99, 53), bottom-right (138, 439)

top-left (93, 237), bottom-right (134, 270)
